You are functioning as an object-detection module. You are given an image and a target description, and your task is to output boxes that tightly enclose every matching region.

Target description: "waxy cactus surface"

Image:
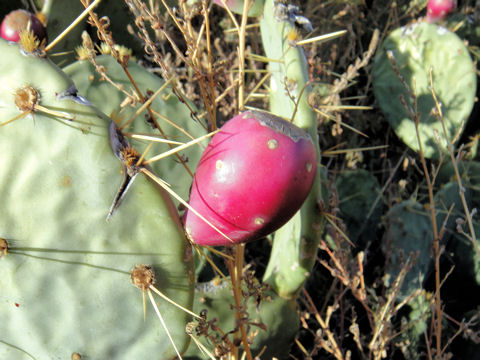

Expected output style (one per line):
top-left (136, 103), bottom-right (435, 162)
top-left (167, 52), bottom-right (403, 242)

top-left (259, 0), bottom-right (323, 299)
top-left (0, 39), bottom-right (193, 359)
top-left (385, 182), bottom-right (471, 299)
top-left (373, 22), bottom-right (476, 159)
top-left (64, 54), bottom-right (207, 203)
top-left (335, 169), bottom-right (382, 245)
top-left (184, 110), bottom-right (317, 246)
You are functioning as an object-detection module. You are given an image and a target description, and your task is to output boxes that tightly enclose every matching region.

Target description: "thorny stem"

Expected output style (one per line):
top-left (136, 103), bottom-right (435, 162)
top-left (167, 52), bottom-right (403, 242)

top-left (429, 69), bottom-right (480, 260)
top-left (120, 78), bottom-right (174, 129)
top-left (225, 245), bottom-right (253, 360)
top-left (202, 1), bottom-right (217, 128)
top-left (126, 1), bottom-right (202, 130)
top-left (195, 3), bottom-right (216, 131)
top-left (319, 240), bottom-right (374, 330)
top-left (411, 86), bottom-right (442, 357)
top-left (120, 66), bottom-right (195, 178)
top-left (162, 0), bottom-right (216, 131)
top-left (387, 52), bottom-right (443, 356)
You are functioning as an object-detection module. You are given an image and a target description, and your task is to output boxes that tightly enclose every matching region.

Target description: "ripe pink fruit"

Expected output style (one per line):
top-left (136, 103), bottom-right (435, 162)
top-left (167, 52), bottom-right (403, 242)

top-left (184, 110), bottom-right (317, 246)
top-left (1, 9), bottom-right (46, 43)
top-left (426, 0), bottom-right (457, 23)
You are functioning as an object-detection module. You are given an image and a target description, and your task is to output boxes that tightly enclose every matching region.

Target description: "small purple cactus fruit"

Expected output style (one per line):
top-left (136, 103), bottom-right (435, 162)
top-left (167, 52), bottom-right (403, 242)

top-left (1, 9), bottom-right (46, 43)
top-left (184, 110), bottom-right (317, 247)
top-left (426, 0), bottom-right (457, 23)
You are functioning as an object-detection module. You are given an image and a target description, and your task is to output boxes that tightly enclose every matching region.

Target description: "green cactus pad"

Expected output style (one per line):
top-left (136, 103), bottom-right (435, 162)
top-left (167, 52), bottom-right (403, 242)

top-left (63, 55), bottom-right (207, 203)
top-left (373, 22), bottom-right (476, 159)
top-left (398, 290), bottom-right (432, 360)
top-left (42, 0), bottom-right (86, 65)
top-left (437, 160), bottom-right (480, 285)
top-left (385, 182), bottom-right (471, 299)
top-left (260, 0), bottom-right (323, 299)
top-left (0, 40), bottom-right (194, 359)
top-left (385, 200), bottom-right (434, 299)
top-left (449, 221), bottom-right (480, 286)
top-left (438, 160), bottom-right (480, 207)
top-left (335, 169), bottom-right (382, 245)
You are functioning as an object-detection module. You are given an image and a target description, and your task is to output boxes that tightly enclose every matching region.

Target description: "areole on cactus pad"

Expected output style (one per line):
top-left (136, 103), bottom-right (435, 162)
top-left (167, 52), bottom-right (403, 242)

top-left (184, 110), bottom-right (317, 246)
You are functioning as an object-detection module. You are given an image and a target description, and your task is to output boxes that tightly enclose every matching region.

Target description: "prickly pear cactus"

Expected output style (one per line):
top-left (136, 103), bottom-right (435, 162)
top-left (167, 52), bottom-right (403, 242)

top-left (439, 160), bottom-right (480, 285)
top-left (63, 54), bottom-right (207, 202)
top-left (385, 182), bottom-right (471, 299)
top-left (41, 0), bottom-right (86, 64)
top-left (260, 0), bottom-right (323, 299)
top-left (373, 22), bottom-right (476, 159)
top-left (449, 222), bottom-right (480, 285)
top-left (0, 39), bottom-right (194, 359)
top-left (438, 160), bottom-right (480, 206)
top-left (335, 169), bottom-right (382, 245)
top-left (398, 290), bottom-right (432, 360)
top-left (385, 199), bottom-right (434, 299)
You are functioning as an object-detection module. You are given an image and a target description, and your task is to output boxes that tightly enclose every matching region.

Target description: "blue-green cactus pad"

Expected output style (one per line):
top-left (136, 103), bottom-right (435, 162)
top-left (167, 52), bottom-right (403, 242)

top-left (335, 169), bottom-right (382, 245)
top-left (385, 182), bottom-right (471, 299)
top-left (373, 22), bottom-right (476, 159)
top-left (384, 200), bottom-right (434, 299)
top-left (0, 40), bottom-right (193, 359)
top-left (63, 55), bottom-right (207, 203)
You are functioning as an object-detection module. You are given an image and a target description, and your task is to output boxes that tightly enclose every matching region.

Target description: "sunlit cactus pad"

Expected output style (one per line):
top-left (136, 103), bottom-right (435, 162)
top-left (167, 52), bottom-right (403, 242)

top-left (0, 39), bottom-right (193, 359)
top-left (373, 22), bottom-right (476, 159)
top-left (63, 54), bottom-right (207, 202)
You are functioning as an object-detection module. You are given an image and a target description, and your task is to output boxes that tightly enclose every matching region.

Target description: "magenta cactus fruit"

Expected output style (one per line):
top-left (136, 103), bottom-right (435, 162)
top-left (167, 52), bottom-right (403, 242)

top-left (426, 0), bottom-right (457, 23)
top-left (0, 9), bottom-right (46, 42)
top-left (184, 110), bottom-right (317, 246)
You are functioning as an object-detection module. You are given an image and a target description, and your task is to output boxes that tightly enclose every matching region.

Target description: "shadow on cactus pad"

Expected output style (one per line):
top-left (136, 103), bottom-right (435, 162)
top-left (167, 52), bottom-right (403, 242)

top-left (373, 22), bottom-right (476, 159)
